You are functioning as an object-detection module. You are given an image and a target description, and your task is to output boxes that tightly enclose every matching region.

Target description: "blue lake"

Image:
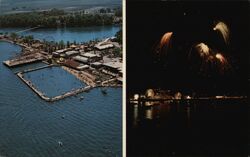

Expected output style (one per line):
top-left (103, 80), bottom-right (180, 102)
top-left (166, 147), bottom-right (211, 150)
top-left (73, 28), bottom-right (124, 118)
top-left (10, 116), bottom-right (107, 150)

top-left (0, 40), bottom-right (122, 156)
top-left (23, 66), bottom-right (86, 98)
top-left (0, 25), bottom-right (121, 43)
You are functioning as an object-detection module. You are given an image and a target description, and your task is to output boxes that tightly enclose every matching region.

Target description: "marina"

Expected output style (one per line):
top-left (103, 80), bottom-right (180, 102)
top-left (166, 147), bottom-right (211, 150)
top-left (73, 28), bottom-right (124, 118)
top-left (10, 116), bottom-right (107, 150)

top-left (16, 64), bottom-right (121, 102)
top-left (17, 71), bottom-right (92, 102)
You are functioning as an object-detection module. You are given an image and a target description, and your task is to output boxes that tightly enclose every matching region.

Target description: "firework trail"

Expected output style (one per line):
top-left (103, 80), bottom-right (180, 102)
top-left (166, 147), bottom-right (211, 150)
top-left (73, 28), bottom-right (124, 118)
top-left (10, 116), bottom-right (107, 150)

top-left (155, 32), bottom-right (173, 55)
top-left (213, 21), bottom-right (230, 45)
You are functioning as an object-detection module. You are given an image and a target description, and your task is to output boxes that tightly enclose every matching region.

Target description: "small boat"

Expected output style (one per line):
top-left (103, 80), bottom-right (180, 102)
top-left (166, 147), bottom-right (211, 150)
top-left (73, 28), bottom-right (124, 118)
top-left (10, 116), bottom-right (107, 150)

top-left (58, 141), bottom-right (63, 146)
top-left (61, 114), bottom-right (65, 119)
top-left (101, 88), bottom-right (107, 95)
top-left (79, 96), bottom-right (84, 100)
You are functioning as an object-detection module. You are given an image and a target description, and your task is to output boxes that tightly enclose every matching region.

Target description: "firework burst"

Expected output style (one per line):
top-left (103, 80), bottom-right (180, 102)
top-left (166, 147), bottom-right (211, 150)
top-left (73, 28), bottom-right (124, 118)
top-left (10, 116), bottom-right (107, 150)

top-left (155, 32), bottom-right (173, 55)
top-left (189, 43), bottom-right (230, 75)
top-left (215, 53), bottom-right (230, 73)
top-left (213, 21), bottom-right (230, 45)
top-left (195, 43), bottom-right (210, 58)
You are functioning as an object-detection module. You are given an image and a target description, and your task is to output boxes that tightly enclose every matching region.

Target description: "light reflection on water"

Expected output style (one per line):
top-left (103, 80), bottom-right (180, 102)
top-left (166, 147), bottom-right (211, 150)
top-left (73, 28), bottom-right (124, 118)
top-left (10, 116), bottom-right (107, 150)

top-left (127, 99), bottom-right (247, 156)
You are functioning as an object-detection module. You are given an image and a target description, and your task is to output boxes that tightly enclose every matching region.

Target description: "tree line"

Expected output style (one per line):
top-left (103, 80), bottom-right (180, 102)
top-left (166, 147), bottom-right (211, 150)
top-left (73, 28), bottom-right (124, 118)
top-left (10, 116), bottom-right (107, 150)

top-left (0, 8), bottom-right (119, 28)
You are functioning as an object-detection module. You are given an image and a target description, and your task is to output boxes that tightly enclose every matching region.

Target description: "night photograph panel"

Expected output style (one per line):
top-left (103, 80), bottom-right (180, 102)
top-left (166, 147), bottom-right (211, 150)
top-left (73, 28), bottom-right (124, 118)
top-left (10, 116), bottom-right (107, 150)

top-left (126, 1), bottom-right (249, 156)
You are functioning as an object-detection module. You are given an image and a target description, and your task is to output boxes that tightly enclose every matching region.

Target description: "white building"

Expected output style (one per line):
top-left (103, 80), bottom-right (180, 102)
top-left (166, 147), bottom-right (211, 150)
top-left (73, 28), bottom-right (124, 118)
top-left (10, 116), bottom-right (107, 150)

top-left (65, 50), bottom-right (79, 57)
top-left (73, 55), bottom-right (89, 63)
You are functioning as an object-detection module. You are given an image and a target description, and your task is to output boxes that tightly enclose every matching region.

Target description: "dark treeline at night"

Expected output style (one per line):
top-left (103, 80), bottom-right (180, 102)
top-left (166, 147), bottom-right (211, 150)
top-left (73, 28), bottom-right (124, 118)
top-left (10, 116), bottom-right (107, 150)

top-left (0, 8), bottom-right (122, 28)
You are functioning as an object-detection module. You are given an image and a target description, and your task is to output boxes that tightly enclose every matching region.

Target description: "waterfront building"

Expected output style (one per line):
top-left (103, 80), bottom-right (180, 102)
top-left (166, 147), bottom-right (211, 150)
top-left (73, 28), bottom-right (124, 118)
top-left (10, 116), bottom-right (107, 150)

top-left (81, 52), bottom-right (101, 62)
top-left (102, 61), bottom-right (122, 76)
top-left (95, 43), bottom-right (114, 50)
top-left (65, 50), bottom-right (79, 57)
top-left (94, 38), bottom-right (114, 50)
top-left (145, 89), bottom-right (155, 98)
top-left (76, 64), bottom-right (89, 70)
top-left (64, 59), bottom-right (80, 69)
top-left (90, 62), bottom-right (103, 68)
top-left (73, 56), bottom-right (89, 64)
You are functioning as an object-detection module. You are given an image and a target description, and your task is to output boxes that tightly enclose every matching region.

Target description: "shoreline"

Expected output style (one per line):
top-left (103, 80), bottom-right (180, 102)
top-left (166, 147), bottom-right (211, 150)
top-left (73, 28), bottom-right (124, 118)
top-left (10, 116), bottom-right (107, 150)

top-left (0, 24), bottom-right (121, 29)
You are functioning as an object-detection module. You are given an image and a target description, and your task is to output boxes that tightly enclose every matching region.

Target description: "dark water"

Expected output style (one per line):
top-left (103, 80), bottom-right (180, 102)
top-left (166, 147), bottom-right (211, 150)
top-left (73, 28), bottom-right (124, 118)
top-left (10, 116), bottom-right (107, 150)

top-left (127, 99), bottom-right (248, 156)
top-left (0, 41), bottom-right (122, 157)
top-left (0, 25), bottom-right (121, 43)
top-left (11, 62), bottom-right (48, 73)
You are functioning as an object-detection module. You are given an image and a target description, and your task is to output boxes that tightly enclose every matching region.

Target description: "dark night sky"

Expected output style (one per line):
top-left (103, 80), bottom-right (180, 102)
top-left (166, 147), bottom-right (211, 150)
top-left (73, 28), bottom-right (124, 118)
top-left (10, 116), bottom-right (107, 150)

top-left (126, 1), bottom-right (250, 95)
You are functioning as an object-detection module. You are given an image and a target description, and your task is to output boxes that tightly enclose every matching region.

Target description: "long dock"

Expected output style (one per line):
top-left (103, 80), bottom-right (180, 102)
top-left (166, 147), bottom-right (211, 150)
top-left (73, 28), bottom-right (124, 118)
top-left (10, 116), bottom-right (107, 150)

top-left (3, 53), bottom-right (45, 67)
top-left (15, 26), bottom-right (41, 34)
top-left (14, 64), bottom-right (53, 74)
top-left (17, 72), bottom-right (92, 102)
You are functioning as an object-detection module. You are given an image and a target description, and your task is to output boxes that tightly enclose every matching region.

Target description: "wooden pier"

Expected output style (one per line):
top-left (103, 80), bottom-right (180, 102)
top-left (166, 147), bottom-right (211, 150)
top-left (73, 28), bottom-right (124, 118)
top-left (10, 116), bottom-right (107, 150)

top-left (3, 53), bottom-right (45, 67)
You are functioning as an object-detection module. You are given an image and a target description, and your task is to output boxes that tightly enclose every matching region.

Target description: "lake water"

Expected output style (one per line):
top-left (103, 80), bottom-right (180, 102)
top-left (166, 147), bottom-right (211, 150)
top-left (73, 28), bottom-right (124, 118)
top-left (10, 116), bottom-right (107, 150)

top-left (23, 66), bottom-right (86, 98)
top-left (0, 35), bottom-right (122, 156)
top-left (0, 25), bottom-right (121, 43)
top-left (127, 99), bottom-right (248, 156)
top-left (11, 62), bottom-right (48, 73)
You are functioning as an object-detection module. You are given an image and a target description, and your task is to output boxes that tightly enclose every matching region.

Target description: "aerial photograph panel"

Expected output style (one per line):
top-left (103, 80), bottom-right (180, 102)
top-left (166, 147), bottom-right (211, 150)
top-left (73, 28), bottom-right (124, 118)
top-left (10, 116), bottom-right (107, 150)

top-left (0, 0), bottom-right (122, 156)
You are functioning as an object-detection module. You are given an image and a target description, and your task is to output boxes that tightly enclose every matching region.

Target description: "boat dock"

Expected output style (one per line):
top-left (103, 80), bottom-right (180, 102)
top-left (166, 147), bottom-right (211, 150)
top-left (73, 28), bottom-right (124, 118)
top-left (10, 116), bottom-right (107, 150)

top-left (3, 53), bottom-right (45, 67)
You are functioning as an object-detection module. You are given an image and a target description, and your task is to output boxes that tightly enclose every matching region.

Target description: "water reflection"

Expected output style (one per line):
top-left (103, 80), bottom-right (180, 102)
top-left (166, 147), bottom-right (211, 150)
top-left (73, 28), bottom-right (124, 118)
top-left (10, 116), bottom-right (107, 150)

top-left (128, 99), bottom-right (248, 156)
top-left (131, 99), bottom-right (246, 128)
top-left (145, 108), bottom-right (153, 120)
top-left (132, 101), bottom-right (174, 126)
top-left (133, 104), bottom-right (138, 126)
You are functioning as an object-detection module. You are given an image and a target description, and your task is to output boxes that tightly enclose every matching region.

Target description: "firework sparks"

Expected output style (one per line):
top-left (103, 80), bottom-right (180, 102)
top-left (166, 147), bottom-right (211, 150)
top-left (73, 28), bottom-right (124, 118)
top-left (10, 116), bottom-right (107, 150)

top-left (195, 43), bottom-right (210, 58)
top-left (215, 53), bottom-right (226, 63)
top-left (213, 21), bottom-right (230, 44)
top-left (156, 32), bottom-right (173, 55)
top-left (189, 43), bottom-right (230, 74)
top-left (215, 53), bottom-right (229, 72)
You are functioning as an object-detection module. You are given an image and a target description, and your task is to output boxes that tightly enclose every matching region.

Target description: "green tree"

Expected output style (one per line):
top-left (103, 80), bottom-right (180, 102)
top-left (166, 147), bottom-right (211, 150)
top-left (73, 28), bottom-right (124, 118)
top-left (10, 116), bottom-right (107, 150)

top-left (23, 35), bottom-right (34, 45)
top-left (113, 47), bottom-right (122, 57)
top-left (10, 32), bottom-right (18, 40)
top-left (66, 41), bottom-right (70, 48)
top-left (115, 29), bottom-right (122, 44)
top-left (59, 40), bottom-right (65, 49)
